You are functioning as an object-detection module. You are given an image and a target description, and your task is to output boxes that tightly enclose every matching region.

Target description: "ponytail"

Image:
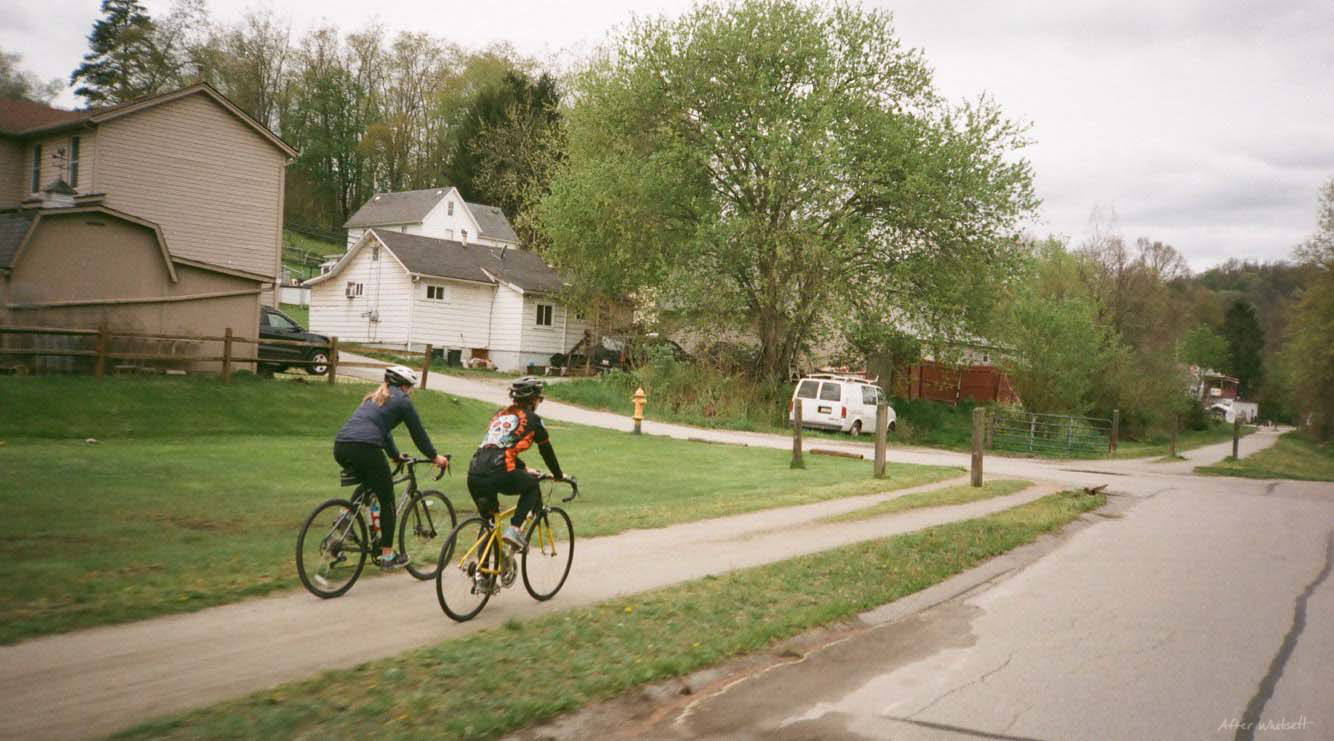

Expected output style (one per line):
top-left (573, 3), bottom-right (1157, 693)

top-left (363, 383), bottom-right (392, 407)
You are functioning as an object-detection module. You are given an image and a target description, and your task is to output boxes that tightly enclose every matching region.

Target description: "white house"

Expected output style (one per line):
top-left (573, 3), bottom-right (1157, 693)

top-left (341, 186), bottom-right (518, 250)
top-left (305, 228), bottom-right (587, 372)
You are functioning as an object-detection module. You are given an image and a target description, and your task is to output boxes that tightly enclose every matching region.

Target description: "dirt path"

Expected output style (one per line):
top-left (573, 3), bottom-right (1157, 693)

top-left (2, 476), bottom-right (1066, 740)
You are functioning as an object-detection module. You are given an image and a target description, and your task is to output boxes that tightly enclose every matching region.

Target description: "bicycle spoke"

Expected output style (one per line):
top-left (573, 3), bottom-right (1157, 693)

top-left (402, 491), bottom-right (456, 580)
top-left (522, 507), bottom-right (574, 601)
top-left (297, 499), bottom-right (368, 598)
top-left (436, 518), bottom-right (496, 621)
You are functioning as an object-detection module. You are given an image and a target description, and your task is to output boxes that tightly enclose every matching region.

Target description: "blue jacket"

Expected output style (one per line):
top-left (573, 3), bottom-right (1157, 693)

top-left (335, 387), bottom-right (437, 460)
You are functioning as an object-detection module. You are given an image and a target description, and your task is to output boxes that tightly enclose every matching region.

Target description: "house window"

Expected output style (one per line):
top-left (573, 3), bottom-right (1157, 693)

top-left (68, 136), bottom-right (80, 188)
top-left (447, 201), bottom-right (454, 216)
top-left (426, 285), bottom-right (447, 301)
top-left (535, 303), bottom-right (554, 327)
top-left (31, 144), bottom-right (41, 192)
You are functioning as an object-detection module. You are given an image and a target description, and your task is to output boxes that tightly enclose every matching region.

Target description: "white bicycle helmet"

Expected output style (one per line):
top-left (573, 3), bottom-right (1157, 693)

top-left (384, 365), bottom-right (419, 387)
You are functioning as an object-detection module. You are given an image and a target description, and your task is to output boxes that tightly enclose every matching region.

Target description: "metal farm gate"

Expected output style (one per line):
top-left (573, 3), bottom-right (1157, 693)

top-left (990, 409), bottom-right (1112, 457)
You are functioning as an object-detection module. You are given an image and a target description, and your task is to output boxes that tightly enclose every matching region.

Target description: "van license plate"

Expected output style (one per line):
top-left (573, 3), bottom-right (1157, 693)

top-left (818, 406), bottom-right (832, 414)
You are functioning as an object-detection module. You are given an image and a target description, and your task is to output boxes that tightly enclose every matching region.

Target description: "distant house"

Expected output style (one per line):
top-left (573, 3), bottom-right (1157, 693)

top-left (1191, 367), bottom-right (1240, 402)
top-left (342, 187), bottom-right (519, 250)
top-left (305, 228), bottom-right (587, 372)
top-left (0, 83), bottom-right (296, 370)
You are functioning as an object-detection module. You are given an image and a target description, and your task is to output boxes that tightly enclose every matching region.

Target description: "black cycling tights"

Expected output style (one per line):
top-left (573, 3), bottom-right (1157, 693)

top-left (467, 468), bottom-right (541, 528)
top-left (333, 441), bottom-right (395, 549)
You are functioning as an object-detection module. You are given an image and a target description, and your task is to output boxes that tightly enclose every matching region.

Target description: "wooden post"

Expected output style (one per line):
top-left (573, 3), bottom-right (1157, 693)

top-left (790, 400), bottom-right (805, 469)
top-left (1232, 416), bottom-right (1240, 459)
top-left (971, 407), bottom-right (985, 487)
top-left (94, 325), bottom-right (108, 378)
top-left (327, 336), bottom-right (339, 385)
top-left (1110, 408), bottom-right (1120, 456)
top-left (221, 327), bottom-right (233, 384)
top-left (1170, 414), bottom-right (1179, 457)
top-left (985, 409), bottom-right (994, 449)
top-left (420, 343), bottom-right (433, 389)
top-left (873, 401), bottom-right (888, 479)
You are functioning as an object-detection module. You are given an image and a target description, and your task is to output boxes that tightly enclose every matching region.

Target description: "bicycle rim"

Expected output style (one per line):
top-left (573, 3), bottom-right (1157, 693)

top-left (436, 518), bottom-right (496, 622)
top-left (296, 499), bottom-right (368, 598)
top-left (401, 490), bottom-right (457, 580)
top-left (522, 507), bottom-right (574, 601)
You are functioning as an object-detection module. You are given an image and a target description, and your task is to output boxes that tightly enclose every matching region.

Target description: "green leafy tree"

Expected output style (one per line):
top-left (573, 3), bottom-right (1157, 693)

top-left (1000, 290), bottom-right (1111, 414)
top-left (539, 0), bottom-right (1036, 380)
top-left (445, 71), bottom-right (560, 207)
top-left (1222, 300), bottom-right (1264, 397)
top-left (1179, 324), bottom-right (1228, 370)
top-left (1283, 177), bottom-right (1334, 438)
top-left (1, 49), bottom-right (62, 102)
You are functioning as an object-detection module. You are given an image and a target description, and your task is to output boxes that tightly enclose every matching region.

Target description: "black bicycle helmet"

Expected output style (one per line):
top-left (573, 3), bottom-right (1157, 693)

top-left (384, 365), bottom-right (419, 388)
top-left (509, 375), bottom-right (545, 400)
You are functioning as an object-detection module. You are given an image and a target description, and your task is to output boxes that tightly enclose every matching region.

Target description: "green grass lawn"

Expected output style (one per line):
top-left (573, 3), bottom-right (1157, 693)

top-left (282, 229), bottom-right (342, 283)
top-left (118, 490), bottom-right (1104, 740)
top-left (0, 376), bottom-right (956, 643)
top-left (278, 303), bottom-right (309, 328)
top-left (1195, 432), bottom-right (1334, 481)
top-left (823, 479), bottom-right (1031, 523)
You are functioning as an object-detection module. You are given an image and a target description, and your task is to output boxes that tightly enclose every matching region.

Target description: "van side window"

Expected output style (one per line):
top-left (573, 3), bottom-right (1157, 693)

top-left (818, 382), bottom-right (841, 401)
top-left (797, 380), bottom-right (820, 399)
top-left (862, 386), bottom-right (878, 405)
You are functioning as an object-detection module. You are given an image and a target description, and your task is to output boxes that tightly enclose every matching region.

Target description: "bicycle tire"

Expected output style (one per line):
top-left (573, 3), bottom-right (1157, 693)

top-left (400, 490), bottom-right (457, 580)
top-left (435, 517), bottom-right (498, 622)
top-left (522, 506), bottom-right (574, 601)
top-left (296, 498), bottom-right (369, 598)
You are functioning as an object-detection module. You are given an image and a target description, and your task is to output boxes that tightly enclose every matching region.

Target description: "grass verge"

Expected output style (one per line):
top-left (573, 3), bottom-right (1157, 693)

top-left (0, 377), bottom-right (955, 644)
top-left (822, 479), bottom-right (1031, 523)
top-left (1195, 432), bottom-right (1334, 481)
top-left (118, 490), bottom-right (1105, 740)
top-left (1116, 422), bottom-right (1250, 459)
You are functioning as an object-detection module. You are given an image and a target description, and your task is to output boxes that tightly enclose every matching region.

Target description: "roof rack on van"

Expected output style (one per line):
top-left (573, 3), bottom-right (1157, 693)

top-left (806, 372), bottom-right (880, 384)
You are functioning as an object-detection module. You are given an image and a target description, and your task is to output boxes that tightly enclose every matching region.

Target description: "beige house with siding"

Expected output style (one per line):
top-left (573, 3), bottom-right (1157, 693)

top-left (0, 83), bottom-right (296, 371)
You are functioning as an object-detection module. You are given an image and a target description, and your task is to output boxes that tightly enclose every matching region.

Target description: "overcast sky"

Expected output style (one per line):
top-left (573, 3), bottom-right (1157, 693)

top-left (5, 0), bottom-right (1332, 270)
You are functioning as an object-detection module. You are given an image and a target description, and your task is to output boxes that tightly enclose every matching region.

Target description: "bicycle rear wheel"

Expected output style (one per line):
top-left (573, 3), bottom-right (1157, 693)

top-left (400, 490), bottom-right (457, 580)
top-left (296, 498), bottom-right (369, 598)
top-left (522, 506), bottom-right (574, 601)
top-left (435, 517), bottom-right (498, 622)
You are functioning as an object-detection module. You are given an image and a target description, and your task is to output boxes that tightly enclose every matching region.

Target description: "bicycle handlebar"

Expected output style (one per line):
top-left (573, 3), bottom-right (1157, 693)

top-left (539, 474), bottom-right (579, 503)
top-left (391, 455), bottom-right (452, 481)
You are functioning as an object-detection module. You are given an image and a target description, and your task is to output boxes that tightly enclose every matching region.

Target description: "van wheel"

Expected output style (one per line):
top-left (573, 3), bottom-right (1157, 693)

top-left (850, 420), bottom-right (862, 436)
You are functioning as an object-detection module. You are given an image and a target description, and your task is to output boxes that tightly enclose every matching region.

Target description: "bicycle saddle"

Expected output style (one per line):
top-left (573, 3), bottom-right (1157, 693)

top-left (339, 468), bottom-right (360, 487)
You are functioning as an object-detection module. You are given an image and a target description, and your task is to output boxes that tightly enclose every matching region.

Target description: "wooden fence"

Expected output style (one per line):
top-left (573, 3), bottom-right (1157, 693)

top-left (0, 325), bottom-right (442, 386)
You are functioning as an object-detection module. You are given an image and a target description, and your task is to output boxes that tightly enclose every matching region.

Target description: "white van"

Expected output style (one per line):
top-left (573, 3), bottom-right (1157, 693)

top-left (789, 374), bottom-right (896, 436)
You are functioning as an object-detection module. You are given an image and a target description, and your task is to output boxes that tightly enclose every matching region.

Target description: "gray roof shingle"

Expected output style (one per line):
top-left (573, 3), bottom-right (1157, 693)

top-left (0, 210), bottom-right (35, 269)
top-left (343, 189), bottom-right (449, 228)
top-left (465, 201), bottom-right (519, 243)
top-left (370, 229), bottom-right (563, 293)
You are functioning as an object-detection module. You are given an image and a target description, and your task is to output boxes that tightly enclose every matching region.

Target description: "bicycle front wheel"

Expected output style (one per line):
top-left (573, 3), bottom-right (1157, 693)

top-left (435, 518), bottom-right (497, 622)
top-left (400, 490), bottom-right (457, 580)
top-left (522, 506), bottom-right (574, 601)
top-left (296, 498), bottom-right (369, 598)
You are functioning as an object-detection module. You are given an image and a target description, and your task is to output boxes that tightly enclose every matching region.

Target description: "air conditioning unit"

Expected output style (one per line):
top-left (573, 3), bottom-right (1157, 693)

top-left (345, 282), bottom-right (357, 299)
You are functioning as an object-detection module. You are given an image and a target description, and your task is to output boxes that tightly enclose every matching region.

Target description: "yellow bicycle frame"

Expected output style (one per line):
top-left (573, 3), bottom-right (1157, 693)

top-left (451, 505), bottom-right (561, 578)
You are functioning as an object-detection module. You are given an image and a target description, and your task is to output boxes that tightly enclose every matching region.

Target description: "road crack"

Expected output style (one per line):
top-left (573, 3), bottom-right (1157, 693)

top-left (908, 651), bottom-right (1015, 720)
top-left (1235, 529), bottom-right (1334, 741)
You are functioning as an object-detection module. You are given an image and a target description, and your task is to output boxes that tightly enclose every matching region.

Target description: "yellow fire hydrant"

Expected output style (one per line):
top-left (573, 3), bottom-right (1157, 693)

top-left (632, 387), bottom-right (646, 435)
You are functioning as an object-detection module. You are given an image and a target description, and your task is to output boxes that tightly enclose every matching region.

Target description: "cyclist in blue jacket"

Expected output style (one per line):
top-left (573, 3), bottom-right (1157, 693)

top-left (334, 365), bottom-right (450, 568)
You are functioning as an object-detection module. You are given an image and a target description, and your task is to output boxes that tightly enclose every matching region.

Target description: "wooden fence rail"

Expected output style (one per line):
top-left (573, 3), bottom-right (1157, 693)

top-left (0, 324), bottom-right (430, 383)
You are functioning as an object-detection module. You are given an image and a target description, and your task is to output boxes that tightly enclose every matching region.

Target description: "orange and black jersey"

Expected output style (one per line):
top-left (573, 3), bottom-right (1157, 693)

top-left (468, 406), bottom-right (563, 479)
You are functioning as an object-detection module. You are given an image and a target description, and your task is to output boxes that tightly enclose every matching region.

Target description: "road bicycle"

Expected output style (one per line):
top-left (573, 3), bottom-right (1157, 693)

top-left (296, 457), bottom-right (457, 598)
top-left (435, 475), bottom-right (579, 622)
